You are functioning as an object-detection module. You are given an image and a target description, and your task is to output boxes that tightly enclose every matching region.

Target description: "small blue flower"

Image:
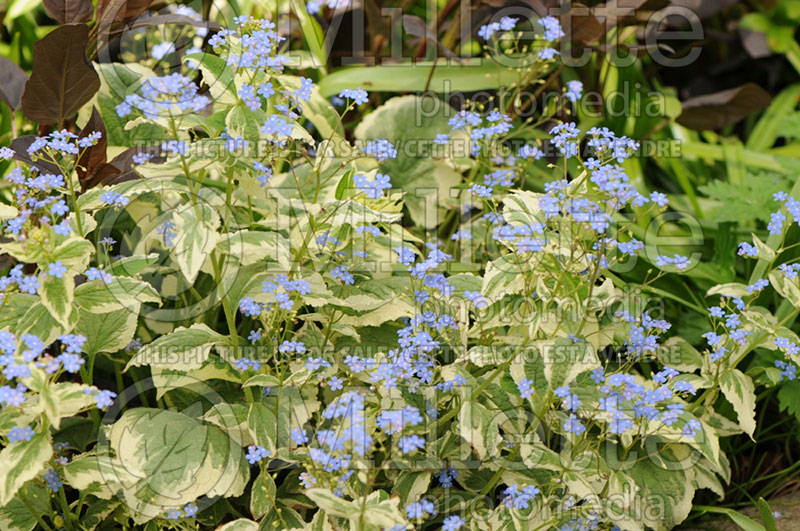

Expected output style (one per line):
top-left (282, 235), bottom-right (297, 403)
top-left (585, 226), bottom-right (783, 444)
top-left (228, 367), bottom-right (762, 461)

top-left (183, 503), bottom-right (198, 518)
top-left (246, 445), bottom-right (271, 465)
top-left (517, 378), bottom-right (533, 399)
top-left (47, 261), bottom-right (67, 279)
top-left (44, 469), bottom-right (63, 492)
top-left (7, 425), bottom-right (34, 443)
top-left (443, 515), bottom-right (465, 530)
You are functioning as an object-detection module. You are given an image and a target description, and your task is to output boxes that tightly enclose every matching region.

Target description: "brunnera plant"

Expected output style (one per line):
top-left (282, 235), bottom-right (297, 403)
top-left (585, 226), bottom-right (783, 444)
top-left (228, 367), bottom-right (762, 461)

top-left (0, 8), bottom-right (799, 531)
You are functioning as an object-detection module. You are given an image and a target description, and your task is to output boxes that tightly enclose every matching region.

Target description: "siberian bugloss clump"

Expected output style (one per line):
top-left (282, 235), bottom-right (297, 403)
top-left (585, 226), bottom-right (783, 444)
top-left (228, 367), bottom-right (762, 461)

top-left (0, 8), bottom-right (799, 531)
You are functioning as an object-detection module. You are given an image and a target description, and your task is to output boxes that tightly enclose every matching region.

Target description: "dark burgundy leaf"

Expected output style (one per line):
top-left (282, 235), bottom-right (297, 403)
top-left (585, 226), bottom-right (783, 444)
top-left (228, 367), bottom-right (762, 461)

top-left (95, 0), bottom-right (152, 32)
top-left (76, 107), bottom-right (108, 187)
top-left (567, 3), bottom-right (605, 44)
top-left (9, 136), bottom-right (62, 175)
top-left (81, 146), bottom-right (164, 191)
top-left (43, 0), bottom-right (94, 24)
top-left (0, 58), bottom-right (29, 111)
top-left (667, 0), bottom-right (737, 22)
top-left (402, 15), bottom-right (458, 60)
top-left (676, 83), bottom-right (772, 131)
top-left (20, 24), bottom-right (101, 127)
top-left (739, 28), bottom-right (771, 59)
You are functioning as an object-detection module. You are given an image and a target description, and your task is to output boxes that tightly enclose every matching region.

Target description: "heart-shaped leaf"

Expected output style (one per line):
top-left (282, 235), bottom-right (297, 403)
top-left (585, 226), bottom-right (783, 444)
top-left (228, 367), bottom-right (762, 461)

top-left (21, 24), bottom-right (101, 127)
top-left (43, 0), bottom-right (94, 24)
top-left (0, 57), bottom-right (28, 111)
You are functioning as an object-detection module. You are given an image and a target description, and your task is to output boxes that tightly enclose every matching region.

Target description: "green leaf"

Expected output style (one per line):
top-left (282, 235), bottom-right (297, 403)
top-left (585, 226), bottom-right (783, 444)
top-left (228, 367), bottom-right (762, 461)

top-left (280, 74), bottom-right (345, 141)
top-left (108, 254), bottom-right (160, 277)
top-left (216, 230), bottom-right (291, 269)
top-left (51, 237), bottom-right (94, 271)
top-left (242, 374), bottom-right (280, 388)
top-left (354, 95), bottom-right (464, 228)
top-left (769, 270), bottom-right (800, 307)
top-left (17, 299), bottom-right (77, 345)
top-left (318, 60), bottom-right (520, 96)
top-left (0, 294), bottom-right (36, 333)
top-left (249, 470), bottom-right (276, 519)
top-left (216, 519), bottom-right (259, 531)
top-left (39, 385), bottom-right (61, 430)
top-left (459, 400), bottom-right (501, 460)
top-left (39, 274), bottom-right (74, 329)
top-left (541, 338), bottom-right (600, 390)
top-left (706, 282), bottom-right (751, 298)
top-left (0, 483), bottom-right (49, 531)
top-left (359, 491), bottom-right (407, 529)
top-left (304, 488), bottom-right (358, 520)
top-left (757, 498), bottom-right (778, 531)
top-left (225, 105), bottom-right (262, 145)
top-left (0, 433), bottom-right (53, 507)
top-left (74, 277), bottom-right (160, 313)
top-left (171, 203), bottom-right (221, 283)
top-left (126, 323), bottom-right (231, 371)
top-left (40, 382), bottom-right (96, 429)
top-left (777, 380), bottom-right (800, 423)
top-left (76, 308), bottom-right (139, 356)
top-left (247, 403), bottom-right (279, 455)
top-left (106, 408), bottom-right (247, 523)
top-left (694, 505), bottom-right (766, 531)
top-left (186, 53), bottom-right (236, 106)
top-left (62, 453), bottom-right (139, 500)
top-left (627, 450), bottom-right (693, 530)
top-left (393, 471), bottom-right (431, 505)
top-left (698, 173), bottom-right (790, 224)
top-left (720, 368), bottom-right (757, 438)
top-left (752, 233), bottom-right (776, 262)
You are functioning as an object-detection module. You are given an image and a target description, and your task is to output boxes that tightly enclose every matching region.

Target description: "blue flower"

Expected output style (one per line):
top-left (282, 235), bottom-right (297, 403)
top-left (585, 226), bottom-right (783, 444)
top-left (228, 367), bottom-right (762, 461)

top-left (517, 378), bottom-right (533, 398)
top-left (398, 434), bottom-right (425, 454)
top-left (540, 16), bottom-right (565, 42)
top-left (363, 139), bottom-right (397, 161)
top-left (47, 261), bottom-right (67, 279)
top-left (354, 172), bottom-right (392, 199)
top-left (338, 88), bottom-right (368, 105)
top-left (443, 515), bottom-right (465, 530)
top-left (7, 425), bottom-right (34, 443)
top-left (563, 415), bottom-right (585, 435)
top-left (406, 499), bottom-right (436, 519)
top-left (328, 376), bottom-right (344, 390)
top-left (44, 469), bottom-right (62, 492)
top-left (246, 445), bottom-right (271, 464)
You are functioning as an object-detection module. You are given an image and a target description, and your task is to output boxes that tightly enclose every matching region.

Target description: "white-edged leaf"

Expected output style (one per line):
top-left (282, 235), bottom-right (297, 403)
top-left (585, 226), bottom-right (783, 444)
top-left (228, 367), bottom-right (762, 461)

top-left (126, 323), bottom-right (230, 371)
top-left (171, 203), bottom-right (220, 283)
top-left (38, 274), bottom-right (74, 329)
top-left (719, 368), bottom-right (757, 439)
top-left (76, 308), bottom-right (139, 356)
top-left (74, 277), bottom-right (160, 313)
top-left (0, 433), bottom-right (53, 507)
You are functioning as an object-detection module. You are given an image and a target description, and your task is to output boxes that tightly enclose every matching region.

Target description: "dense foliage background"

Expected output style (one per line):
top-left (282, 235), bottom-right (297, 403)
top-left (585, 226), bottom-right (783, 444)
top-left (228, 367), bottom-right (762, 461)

top-left (1, 0), bottom-right (800, 530)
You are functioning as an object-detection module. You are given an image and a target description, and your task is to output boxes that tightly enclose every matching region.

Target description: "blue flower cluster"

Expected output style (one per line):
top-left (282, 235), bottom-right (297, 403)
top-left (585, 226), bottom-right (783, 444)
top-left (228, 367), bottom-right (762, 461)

top-left (0, 331), bottom-right (115, 410)
top-left (116, 74), bottom-right (210, 120)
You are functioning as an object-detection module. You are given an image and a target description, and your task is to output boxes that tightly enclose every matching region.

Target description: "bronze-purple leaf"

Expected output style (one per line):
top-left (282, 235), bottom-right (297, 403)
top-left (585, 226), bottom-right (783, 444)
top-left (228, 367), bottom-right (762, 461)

top-left (81, 146), bottom-right (163, 190)
top-left (9, 136), bottom-right (62, 175)
top-left (20, 24), bottom-right (101, 127)
top-left (0, 58), bottom-right (28, 111)
top-left (96, 0), bottom-right (152, 32)
top-left (676, 83), bottom-right (772, 131)
top-left (76, 107), bottom-right (108, 187)
top-left (43, 0), bottom-right (95, 24)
